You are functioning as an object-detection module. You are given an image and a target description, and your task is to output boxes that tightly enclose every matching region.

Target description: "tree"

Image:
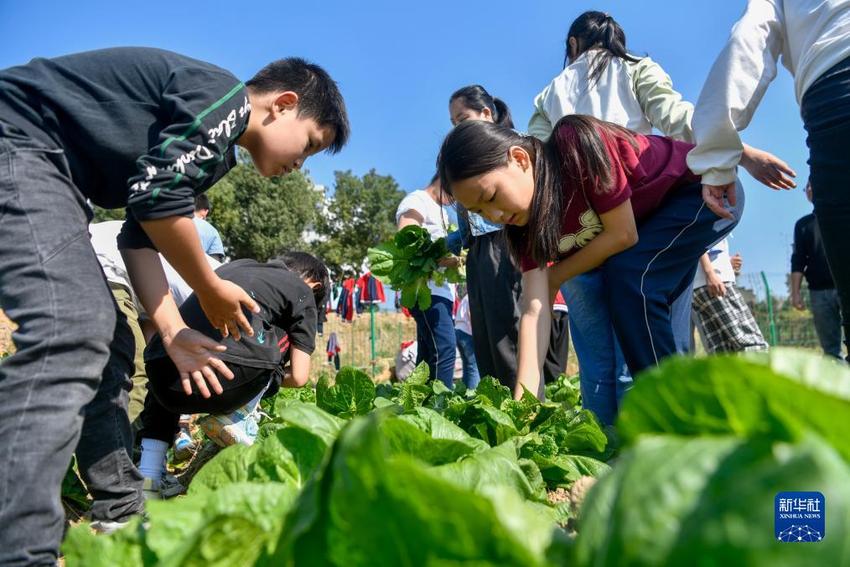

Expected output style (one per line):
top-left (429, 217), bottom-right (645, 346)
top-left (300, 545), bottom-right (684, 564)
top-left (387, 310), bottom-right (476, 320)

top-left (315, 169), bottom-right (405, 274)
top-left (92, 206), bottom-right (125, 223)
top-left (207, 162), bottom-right (321, 262)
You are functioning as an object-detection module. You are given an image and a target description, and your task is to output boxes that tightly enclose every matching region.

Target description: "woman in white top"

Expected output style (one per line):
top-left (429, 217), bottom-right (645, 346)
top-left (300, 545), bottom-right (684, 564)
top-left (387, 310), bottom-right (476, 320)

top-left (688, 0), bottom-right (850, 360)
top-left (528, 10), bottom-right (793, 425)
top-left (396, 175), bottom-right (459, 387)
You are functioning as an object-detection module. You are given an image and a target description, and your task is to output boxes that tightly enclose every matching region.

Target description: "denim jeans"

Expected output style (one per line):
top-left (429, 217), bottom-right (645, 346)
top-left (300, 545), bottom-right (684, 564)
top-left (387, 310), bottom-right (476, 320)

top-left (802, 55), bottom-right (850, 358)
top-left (564, 270), bottom-right (633, 427)
top-left (565, 271), bottom-right (692, 426)
top-left (810, 288), bottom-right (843, 358)
top-left (454, 329), bottom-right (480, 389)
top-left (411, 295), bottom-right (456, 388)
top-left (0, 124), bottom-right (142, 565)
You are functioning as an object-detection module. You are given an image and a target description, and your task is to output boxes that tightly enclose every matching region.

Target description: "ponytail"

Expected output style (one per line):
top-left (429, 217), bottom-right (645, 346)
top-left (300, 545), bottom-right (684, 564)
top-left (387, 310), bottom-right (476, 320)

top-left (437, 116), bottom-right (639, 268)
top-left (564, 11), bottom-right (641, 85)
top-left (449, 85), bottom-right (515, 129)
top-left (436, 121), bottom-right (562, 268)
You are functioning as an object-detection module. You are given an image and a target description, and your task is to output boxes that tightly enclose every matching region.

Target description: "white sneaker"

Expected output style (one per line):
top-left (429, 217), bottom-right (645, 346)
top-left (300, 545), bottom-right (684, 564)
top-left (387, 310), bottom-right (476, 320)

top-left (173, 431), bottom-right (197, 462)
top-left (197, 407), bottom-right (260, 447)
top-left (90, 518), bottom-right (131, 535)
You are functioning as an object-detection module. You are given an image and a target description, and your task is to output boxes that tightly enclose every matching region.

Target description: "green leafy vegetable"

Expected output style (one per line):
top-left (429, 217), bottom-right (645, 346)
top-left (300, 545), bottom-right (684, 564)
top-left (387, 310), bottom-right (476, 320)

top-left (368, 225), bottom-right (464, 309)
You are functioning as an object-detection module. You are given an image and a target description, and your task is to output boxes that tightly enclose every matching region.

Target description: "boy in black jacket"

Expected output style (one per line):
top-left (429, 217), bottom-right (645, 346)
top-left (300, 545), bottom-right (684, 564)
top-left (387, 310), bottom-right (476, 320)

top-left (0, 48), bottom-right (348, 562)
top-left (137, 252), bottom-right (328, 495)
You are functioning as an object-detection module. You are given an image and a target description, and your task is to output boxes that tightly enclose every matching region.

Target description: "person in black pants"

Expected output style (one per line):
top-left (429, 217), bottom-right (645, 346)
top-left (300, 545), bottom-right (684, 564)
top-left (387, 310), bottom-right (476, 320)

top-left (137, 252), bottom-right (328, 497)
top-left (688, 1), bottom-right (850, 359)
top-left (791, 182), bottom-right (844, 358)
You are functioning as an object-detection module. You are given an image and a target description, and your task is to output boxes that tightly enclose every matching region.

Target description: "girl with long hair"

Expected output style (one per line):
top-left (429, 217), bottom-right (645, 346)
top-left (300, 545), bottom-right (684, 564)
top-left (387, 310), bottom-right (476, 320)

top-left (526, 10), bottom-right (794, 422)
top-left (447, 85), bottom-right (570, 390)
top-left (438, 116), bottom-right (742, 399)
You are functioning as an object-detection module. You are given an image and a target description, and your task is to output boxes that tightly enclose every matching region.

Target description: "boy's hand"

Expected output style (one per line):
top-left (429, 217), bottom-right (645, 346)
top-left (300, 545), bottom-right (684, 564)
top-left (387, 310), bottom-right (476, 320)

top-left (196, 278), bottom-right (260, 341)
top-left (706, 272), bottom-right (727, 298)
top-left (163, 327), bottom-right (234, 398)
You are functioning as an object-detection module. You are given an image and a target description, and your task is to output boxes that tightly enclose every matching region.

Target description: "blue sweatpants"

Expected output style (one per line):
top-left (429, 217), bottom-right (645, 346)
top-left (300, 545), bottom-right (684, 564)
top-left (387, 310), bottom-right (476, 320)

top-left (604, 182), bottom-right (742, 376)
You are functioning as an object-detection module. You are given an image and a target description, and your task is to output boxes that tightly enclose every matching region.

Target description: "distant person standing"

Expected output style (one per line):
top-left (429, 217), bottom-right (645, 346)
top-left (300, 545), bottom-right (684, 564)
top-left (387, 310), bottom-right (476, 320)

top-left (193, 194), bottom-right (225, 261)
top-left (791, 182), bottom-right (843, 359)
top-left (691, 237), bottom-right (768, 353)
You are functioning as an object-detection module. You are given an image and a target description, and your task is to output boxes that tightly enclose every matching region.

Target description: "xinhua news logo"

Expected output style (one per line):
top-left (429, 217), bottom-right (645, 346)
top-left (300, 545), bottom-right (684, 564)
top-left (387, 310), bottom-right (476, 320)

top-left (775, 492), bottom-right (825, 543)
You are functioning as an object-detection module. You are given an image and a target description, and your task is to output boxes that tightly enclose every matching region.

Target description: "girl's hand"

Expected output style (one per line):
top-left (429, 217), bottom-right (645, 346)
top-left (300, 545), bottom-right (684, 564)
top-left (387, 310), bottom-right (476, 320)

top-left (730, 253), bottom-right (743, 275)
top-left (196, 278), bottom-right (260, 341)
top-left (702, 183), bottom-right (737, 220)
top-left (162, 327), bottom-right (234, 398)
top-left (740, 145), bottom-right (796, 190)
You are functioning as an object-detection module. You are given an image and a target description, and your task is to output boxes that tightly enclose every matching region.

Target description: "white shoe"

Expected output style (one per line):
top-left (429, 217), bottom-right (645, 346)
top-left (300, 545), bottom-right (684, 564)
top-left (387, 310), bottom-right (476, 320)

top-left (197, 408), bottom-right (260, 447)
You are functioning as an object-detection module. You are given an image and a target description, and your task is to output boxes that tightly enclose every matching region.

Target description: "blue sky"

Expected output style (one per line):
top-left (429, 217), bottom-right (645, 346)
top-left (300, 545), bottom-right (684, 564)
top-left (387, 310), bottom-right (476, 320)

top-left (0, 0), bottom-right (809, 295)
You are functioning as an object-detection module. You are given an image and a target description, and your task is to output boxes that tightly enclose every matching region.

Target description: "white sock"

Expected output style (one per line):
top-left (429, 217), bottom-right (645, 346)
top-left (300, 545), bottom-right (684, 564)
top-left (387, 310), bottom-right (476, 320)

top-left (139, 438), bottom-right (168, 481)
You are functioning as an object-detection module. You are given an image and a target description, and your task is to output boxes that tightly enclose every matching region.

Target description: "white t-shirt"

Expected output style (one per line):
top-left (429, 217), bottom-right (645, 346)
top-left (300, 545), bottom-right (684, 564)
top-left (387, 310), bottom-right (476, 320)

top-left (395, 190), bottom-right (457, 302)
top-left (88, 220), bottom-right (221, 313)
top-left (89, 221), bottom-right (133, 293)
top-left (693, 237), bottom-right (737, 288)
top-left (454, 295), bottom-right (472, 335)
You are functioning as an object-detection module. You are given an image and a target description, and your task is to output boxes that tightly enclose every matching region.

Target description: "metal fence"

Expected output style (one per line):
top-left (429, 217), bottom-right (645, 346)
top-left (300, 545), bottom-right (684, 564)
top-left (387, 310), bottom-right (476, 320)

top-left (738, 271), bottom-right (823, 350)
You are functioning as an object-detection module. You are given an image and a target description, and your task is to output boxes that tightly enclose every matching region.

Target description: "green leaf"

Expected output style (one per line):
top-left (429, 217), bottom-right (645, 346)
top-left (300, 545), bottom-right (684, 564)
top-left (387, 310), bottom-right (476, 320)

top-left (252, 427), bottom-right (329, 487)
top-left (415, 280), bottom-right (432, 310)
top-left (316, 367), bottom-right (377, 418)
top-left (431, 442), bottom-right (547, 502)
top-left (277, 402), bottom-right (346, 447)
top-left (62, 517), bottom-right (146, 567)
top-left (399, 362), bottom-right (433, 411)
top-left (379, 415), bottom-right (482, 465)
top-left (279, 414), bottom-right (556, 567)
top-left (535, 408), bottom-right (608, 458)
top-left (618, 352), bottom-right (850, 461)
top-left (400, 281), bottom-right (419, 309)
top-left (189, 444), bottom-right (261, 494)
top-left (366, 245), bottom-right (397, 277)
top-left (147, 482), bottom-right (299, 566)
top-left (475, 377), bottom-right (512, 408)
top-left (575, 435), bottom-right (850, 567)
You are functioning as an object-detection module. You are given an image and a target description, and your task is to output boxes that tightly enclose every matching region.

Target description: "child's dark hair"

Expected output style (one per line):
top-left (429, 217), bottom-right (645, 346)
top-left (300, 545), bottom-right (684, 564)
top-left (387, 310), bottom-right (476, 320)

top-left (247, 57), bottom-right (350, 154)
top-left (194, 193), bottom-right (211, 212)
top-left (565, 11), bottom-right (641, 85)
top-left (437, 116), bottom-right (636, 268)
top-left (449, 85), bottom-right (514, 129)
top-left (273, 251), bottom-right (330, 308)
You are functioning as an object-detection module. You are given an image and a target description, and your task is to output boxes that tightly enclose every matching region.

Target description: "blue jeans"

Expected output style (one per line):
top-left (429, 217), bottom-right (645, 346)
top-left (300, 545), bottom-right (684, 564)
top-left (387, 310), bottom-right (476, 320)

top-left (411, 296), bottom-right (456, 388)
top-left (810, 288), bottom-right (843, 358)
top-left (564, 271), bottom-right (632, 427)
top-left (454, 329), bottom-right (480, 389)
top-left (565, 269), bottom-right (693, 426)
top-left (0, 124), bottom-right (142, 565)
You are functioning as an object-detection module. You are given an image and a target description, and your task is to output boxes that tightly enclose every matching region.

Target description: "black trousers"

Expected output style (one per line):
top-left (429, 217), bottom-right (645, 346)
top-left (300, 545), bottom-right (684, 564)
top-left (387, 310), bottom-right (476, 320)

top-left (802, 55), bottom-right (850, 359)
top-left (544, 311), bottom-right (571, 384)
top-left (139, 356), bottom-right (271, 443)
top-left (466, 230), bottom-right (570, 389)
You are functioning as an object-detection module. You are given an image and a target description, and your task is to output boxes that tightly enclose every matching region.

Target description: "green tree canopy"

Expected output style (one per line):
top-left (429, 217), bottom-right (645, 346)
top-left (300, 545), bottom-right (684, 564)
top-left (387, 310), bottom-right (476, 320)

top-left (315, 169), bottom-right (405, 274)
top-left (207, 162), bottom-right (321, 262)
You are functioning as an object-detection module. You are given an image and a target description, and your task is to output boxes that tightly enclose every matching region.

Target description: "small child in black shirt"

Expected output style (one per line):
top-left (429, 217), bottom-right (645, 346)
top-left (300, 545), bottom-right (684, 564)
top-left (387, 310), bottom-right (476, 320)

top-left (137, 252), bottom-right (329, 496)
